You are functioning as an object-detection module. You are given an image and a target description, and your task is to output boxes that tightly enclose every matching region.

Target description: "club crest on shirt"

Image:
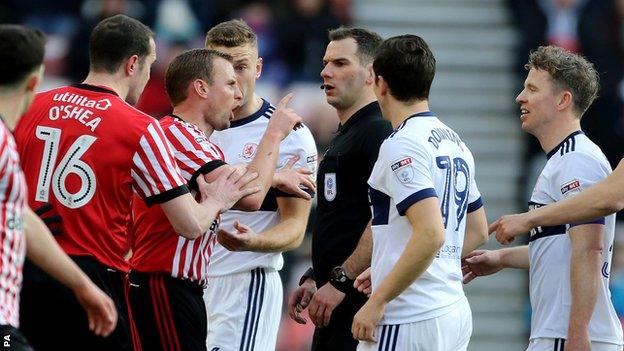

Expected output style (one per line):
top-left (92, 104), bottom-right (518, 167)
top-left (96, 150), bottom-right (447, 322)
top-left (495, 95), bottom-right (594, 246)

top-left (239, 142), bottom-right (258, 160)
top-left (561, 179), bottom-right (581, 196)
top-left (391, 157), bottom-right (414, 183)
top-left (324, 173), bottom-right (337, 201)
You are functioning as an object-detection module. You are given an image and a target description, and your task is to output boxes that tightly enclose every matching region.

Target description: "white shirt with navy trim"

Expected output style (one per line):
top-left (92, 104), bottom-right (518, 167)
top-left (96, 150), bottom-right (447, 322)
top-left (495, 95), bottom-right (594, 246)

top-left (528, 131), bottom-right (623, 344)
top-left (368, 111), bottom-right (482, 325)
top-left (208, 99), bottom-right (318, 276)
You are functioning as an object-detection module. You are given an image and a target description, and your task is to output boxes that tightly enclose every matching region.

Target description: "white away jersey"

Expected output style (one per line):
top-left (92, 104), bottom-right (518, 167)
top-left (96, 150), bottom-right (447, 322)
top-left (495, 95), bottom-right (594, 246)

top-left (208, 99), bottom-right (317, 276)
top-left (528, 131), bottom-right (623, 344)
top-left (368, 112), bottom-right (482, 325)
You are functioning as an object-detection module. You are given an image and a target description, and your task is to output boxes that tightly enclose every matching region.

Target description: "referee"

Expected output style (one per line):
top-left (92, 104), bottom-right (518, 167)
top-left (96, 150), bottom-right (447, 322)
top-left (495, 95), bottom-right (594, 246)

top-left (287, 27), bottom-right (392, 350)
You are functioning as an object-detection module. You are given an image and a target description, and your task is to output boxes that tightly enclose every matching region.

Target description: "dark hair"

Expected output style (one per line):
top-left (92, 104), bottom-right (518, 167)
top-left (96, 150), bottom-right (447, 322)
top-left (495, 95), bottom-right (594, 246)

top-left (526, 45), bottom-right (599, 117)
top-left (0, 24), bottom-right (45, 86)
top-left (328, 26), bottom-right (382, 65)
top-left (165, 48), bottom-right (233, 106)
top-left (373, 35), bottom-right (436, 102)
top-left (205, 19), bottom-right (257, 49)
top-left (89, 14), bottom-right (154, 74)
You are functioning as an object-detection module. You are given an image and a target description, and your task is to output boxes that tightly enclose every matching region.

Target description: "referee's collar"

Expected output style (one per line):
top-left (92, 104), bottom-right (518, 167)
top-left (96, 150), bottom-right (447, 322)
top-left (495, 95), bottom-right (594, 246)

top-left (337, 101), bottom-right (380, 134)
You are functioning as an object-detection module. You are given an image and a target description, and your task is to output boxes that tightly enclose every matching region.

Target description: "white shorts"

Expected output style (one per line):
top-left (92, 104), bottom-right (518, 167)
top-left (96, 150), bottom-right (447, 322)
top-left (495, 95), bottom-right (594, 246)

top-left (204, 268), bottom-right (282, 351)
top-left (357, 297), bottom-right (472, 351)
top-left (527, 338), bottom-right (624, 351)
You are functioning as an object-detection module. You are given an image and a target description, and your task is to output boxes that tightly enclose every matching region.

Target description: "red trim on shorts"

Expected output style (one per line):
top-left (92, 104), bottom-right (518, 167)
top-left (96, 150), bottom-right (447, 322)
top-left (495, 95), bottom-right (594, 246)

top-left (157, 276), bottom-right (182, 350)
top-left (150, 276), bottom-right (172, 350)
top-left (124, 275), bottom-right (143, 351)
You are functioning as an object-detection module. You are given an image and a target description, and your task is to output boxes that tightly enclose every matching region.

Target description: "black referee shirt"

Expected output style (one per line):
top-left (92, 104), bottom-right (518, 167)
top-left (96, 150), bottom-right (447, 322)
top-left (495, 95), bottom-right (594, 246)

top-left (312, 101), bottom-right (393, 286)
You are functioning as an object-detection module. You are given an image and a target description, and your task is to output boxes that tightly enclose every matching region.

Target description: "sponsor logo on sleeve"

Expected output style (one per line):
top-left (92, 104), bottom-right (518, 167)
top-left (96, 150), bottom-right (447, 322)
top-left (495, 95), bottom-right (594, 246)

top-left (391, 157), bottom-right (414, 183)
top-left (561, 179), bottom-right (581, 196)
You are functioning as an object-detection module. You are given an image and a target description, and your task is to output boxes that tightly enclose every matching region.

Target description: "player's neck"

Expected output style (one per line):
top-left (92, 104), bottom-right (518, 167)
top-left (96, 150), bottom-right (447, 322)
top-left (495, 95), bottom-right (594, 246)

top-left (172, 104), bottom-right (214, 137)
top-left (537, 119), bottom-right (582, 155)
top-left (336, 90), bottom-right (377, 125)
top-left (82, 72), bottom-right (130, 100)
top-left (232, 95), bottom-right (263, 121)
top-left (385, 99), bottom-right (430, 129)
top-left (0, 91), bottom-right (27, 131)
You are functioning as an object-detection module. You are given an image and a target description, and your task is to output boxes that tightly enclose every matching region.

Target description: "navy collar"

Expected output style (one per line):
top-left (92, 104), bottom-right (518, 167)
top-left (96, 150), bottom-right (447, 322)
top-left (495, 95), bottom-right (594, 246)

top-left (546, 130), bottom-right (584, 159)
top-left (395, 111), bottom-right (435, 131)
top-left (230, 98), bottom-right (271, 128)
top-left (71, 83), bottom-right (119, 96)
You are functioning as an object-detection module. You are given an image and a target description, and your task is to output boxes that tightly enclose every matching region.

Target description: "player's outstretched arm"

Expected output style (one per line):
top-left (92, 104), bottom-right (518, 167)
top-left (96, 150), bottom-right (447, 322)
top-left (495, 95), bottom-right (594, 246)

top-left (491, 158), bottom-right (624, 244)
top-left (352, 198), bottom-right (445, 342)
top-left (462, 246), bottom-right (529, 284)
top-left (23, 207), bottom-right (117, 337)
top-left (218, 195), bottom-right (311, 252)
top-left (461, 207), bottom-right (489, 258)
top-left (236, 93), bottom-right (303, 209)
top-left (567, 224), bottom-right (604, 351)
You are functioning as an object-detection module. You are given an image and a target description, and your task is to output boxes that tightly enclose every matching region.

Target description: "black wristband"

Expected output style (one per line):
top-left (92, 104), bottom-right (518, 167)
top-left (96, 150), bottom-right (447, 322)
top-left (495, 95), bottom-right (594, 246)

top-left (329, 266), bottom-right (354, 293)
top-left (299, 267), bottom-right (314, 286)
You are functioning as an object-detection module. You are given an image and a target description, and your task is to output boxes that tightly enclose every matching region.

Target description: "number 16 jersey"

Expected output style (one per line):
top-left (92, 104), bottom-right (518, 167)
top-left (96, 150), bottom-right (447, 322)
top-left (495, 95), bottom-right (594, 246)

top-left (368, 112), bottom-right (482, 325)
top-left (14, 84), bottom-right (189, 272)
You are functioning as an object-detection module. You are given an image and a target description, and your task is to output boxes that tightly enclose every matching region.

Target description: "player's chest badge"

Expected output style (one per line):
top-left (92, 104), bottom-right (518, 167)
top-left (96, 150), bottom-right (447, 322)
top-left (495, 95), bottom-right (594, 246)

top-left (324, 173), bottom-right (337, 201)
top-left (239, 142), bottom-right (258, 160)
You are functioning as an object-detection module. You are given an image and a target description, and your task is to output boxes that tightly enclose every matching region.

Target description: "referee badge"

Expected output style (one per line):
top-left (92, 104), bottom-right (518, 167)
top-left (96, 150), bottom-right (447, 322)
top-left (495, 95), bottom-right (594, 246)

top-left (324, 173), bottom-right (337, 201)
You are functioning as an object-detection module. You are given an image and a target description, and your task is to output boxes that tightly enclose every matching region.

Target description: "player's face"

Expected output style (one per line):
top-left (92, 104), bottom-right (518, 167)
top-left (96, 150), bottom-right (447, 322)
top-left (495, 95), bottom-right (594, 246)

top-left (321, 38), bottom-right (368, 111)
top-left (515, 68), bottom-right (559, 135)
top-left (206, 58), bottom-right (242, 131)
top-left (127, 38), bottom-right (156, 105)
top-left (208, 44), bottom-right (261, 115)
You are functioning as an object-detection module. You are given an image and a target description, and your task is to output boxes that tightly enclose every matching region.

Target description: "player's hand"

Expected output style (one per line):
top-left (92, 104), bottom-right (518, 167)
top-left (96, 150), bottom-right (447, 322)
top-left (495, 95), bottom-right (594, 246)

top-left (461, 249), bottom-right (505, 284)
top-left (308, 282), bottom-right (345, 327)
top-left (34, 203), bottom-right (62, 235)
top-left (198, 167), bottom-right (260, 212)
top-left (266, 93), bottom-right (302, 140)
top-left (352, 297), bottom-right (385, 342)
top-left (273, 156), bottom-right (316, 200)
top-left (354, 267), bottom-right (372, 295)
top-left (287, 277), bottom-right (317, 324)
top-left (565, 330), bottom-right (591, 351)
top-left (216, 220), bottom-right (257, 251)
top-left (490, 213), bottom-right (532, 245)
top-left (73, 280), bottom-right (117, 337)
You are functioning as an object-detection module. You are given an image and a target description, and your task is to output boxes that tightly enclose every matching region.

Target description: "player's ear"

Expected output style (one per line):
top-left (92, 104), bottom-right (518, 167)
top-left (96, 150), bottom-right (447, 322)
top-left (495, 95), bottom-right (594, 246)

top-left (125, 55), bottom-right (140, 76)
top-left (376, 75), bottom-right (389, 97)
top-left (557, 90), bottom-right (573, 112)
top-left (256, 57), bottom-right (263, 79)
top-left (25, 65), bottom-right (44, 93)
top-left (193, 79), bottom-right (209, 98)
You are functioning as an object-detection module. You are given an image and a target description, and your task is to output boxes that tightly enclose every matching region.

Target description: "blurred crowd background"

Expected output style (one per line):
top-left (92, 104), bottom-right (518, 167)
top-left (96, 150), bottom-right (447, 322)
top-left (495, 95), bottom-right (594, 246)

top-left (2, 0), bottom-right (624, 350)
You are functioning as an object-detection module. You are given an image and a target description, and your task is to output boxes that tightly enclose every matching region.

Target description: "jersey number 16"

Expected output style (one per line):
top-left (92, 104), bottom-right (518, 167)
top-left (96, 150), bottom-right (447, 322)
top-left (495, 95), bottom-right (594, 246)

top-left (34, 126), bottom-right (98, 209)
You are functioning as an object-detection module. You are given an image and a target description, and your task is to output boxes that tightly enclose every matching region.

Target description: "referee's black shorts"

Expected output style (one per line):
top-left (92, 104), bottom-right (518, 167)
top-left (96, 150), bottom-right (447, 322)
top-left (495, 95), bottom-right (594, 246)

top-left (0, 325), bottom-right (33, 351)
top-left (19, 256), bottom-right (132, 351)
top-left (128, 271), bottom-right (207, 351)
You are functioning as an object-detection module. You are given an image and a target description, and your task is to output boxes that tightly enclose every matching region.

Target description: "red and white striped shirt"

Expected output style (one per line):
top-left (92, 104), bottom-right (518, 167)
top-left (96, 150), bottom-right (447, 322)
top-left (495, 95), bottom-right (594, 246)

top-left (0, 120), bottom-right (27, 327)
top-left (14, 84), bottom-right (188, 272)
top-left (131, 115), bottom-right (225, 287)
